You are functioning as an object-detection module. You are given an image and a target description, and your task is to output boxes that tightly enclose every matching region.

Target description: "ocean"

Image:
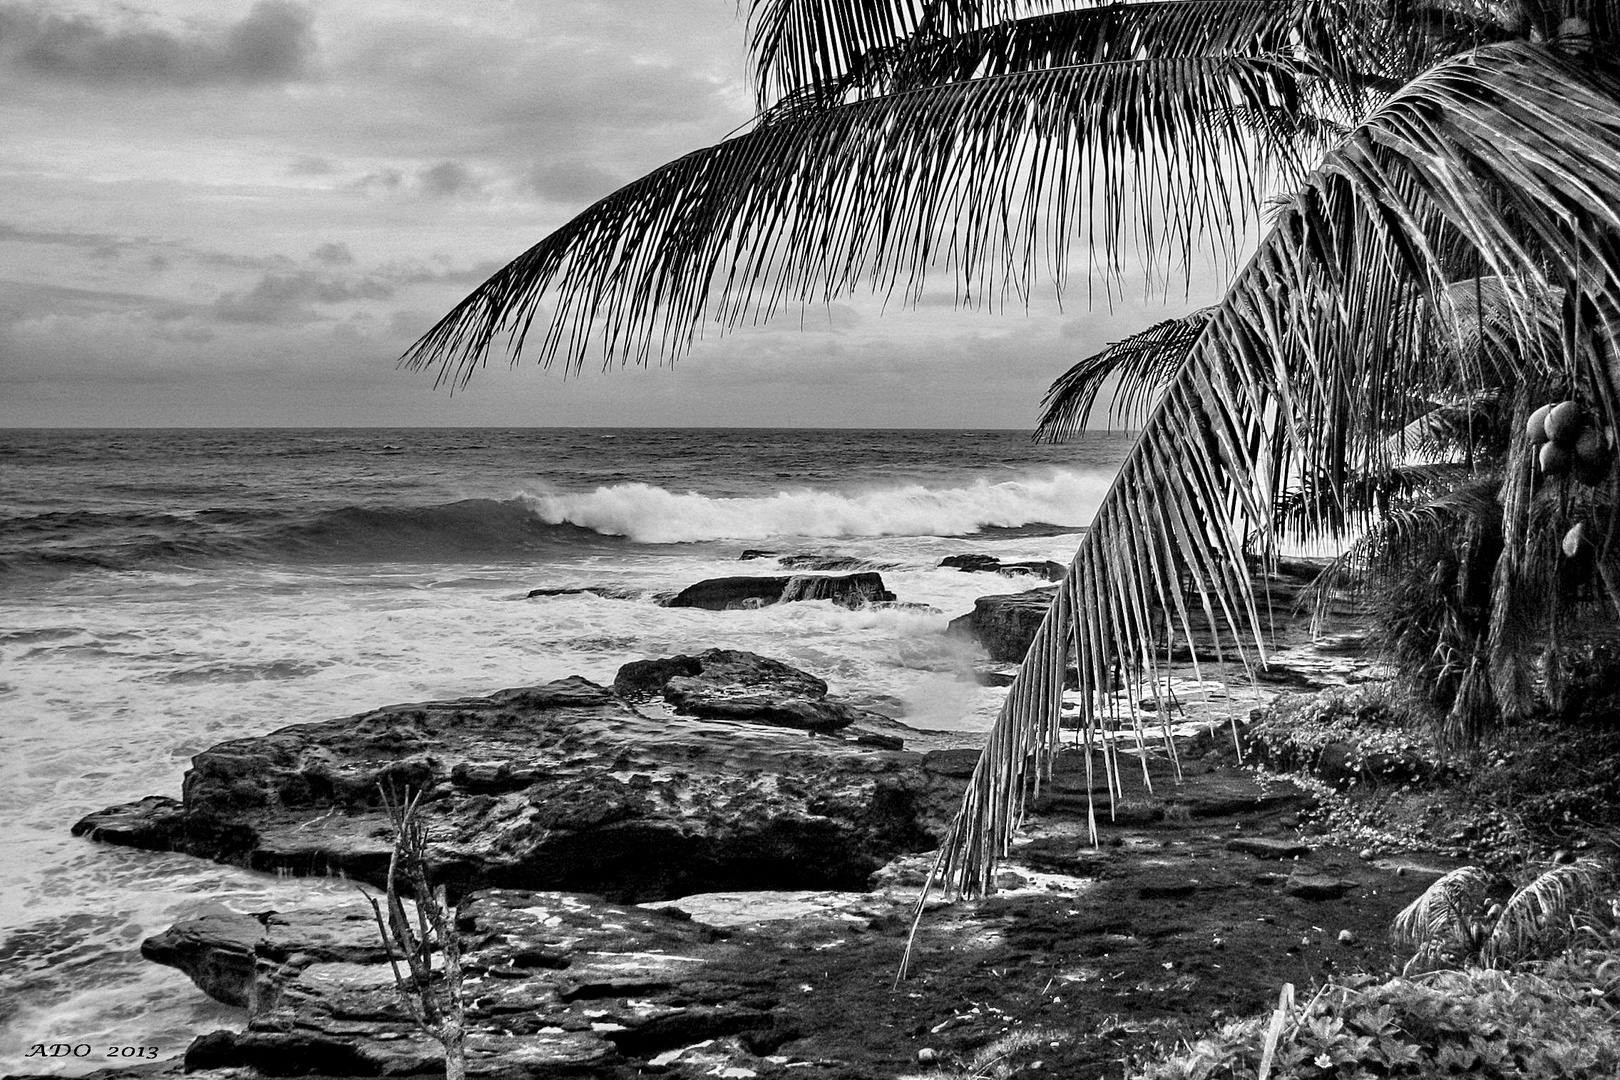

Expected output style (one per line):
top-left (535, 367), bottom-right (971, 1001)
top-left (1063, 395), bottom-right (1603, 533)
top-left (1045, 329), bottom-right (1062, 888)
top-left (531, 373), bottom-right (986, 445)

top-left (0, 427), bottom-right (1130, 1074)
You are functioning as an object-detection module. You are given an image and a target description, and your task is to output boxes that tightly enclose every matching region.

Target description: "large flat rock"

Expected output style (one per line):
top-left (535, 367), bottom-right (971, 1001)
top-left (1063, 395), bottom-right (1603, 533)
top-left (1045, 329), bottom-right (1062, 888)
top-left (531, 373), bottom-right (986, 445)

top-left (73, 667), bottom-right (971, 903)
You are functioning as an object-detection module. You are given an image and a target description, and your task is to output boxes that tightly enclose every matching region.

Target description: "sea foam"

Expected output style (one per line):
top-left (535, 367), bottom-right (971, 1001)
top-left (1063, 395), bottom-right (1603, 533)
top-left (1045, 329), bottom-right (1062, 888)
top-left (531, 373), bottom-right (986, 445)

top-left (521, 468), bottom-right (1113, 544)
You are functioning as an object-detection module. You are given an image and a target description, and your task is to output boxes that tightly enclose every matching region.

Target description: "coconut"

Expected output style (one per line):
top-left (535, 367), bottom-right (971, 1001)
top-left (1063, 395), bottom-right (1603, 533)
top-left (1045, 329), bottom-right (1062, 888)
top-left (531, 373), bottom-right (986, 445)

top-left (1539, 440), bottom-right (1571, 477)
top-left (1573, 427), bottom-right (1613, 485)
top-left (1544, 400), bottom-right (1586, 445)
top-left (1563, 522), bottom-right (1588, 559)
top-left (1525, 402), bottom-right (1554, 444)
top-left (1558, 15), bottom-right (1592, 53)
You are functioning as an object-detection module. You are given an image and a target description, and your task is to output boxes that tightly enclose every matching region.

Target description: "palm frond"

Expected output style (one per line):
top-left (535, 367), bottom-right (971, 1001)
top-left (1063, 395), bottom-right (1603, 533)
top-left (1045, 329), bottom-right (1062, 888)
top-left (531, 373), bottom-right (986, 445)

top-left (911, 45), bottom-right (1620, 925)
top-left (404, 53), bottom-right (1304, 386)
top-left (1392, 864), bottom-right (1493, 957)
top-left (1484, 858), bottom-right (1609, 965)
top-left (1036, 307), bottom-right (1213, 439)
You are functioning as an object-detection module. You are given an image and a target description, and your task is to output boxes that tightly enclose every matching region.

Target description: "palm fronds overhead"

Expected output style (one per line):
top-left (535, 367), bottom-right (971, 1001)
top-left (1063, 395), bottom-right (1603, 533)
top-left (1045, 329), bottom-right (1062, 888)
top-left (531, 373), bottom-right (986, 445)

top-left (405, 1), bottom-right (1341, 388)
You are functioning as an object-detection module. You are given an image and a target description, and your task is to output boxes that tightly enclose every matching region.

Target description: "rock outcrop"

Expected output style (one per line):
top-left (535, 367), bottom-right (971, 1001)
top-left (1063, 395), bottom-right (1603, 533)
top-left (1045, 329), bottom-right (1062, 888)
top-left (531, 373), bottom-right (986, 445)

top-left (663, 571), bottom-right (896, 610)
top-left (947, 586), bottom-right (1057, 662)
top-left (73, 663), bottom-right (969, 903)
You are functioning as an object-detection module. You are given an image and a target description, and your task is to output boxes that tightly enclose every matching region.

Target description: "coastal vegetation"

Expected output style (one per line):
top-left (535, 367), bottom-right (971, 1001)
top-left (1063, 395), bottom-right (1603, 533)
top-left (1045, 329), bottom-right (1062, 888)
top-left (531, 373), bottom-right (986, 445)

top-left (405, 0), bottom-right (1620, 904)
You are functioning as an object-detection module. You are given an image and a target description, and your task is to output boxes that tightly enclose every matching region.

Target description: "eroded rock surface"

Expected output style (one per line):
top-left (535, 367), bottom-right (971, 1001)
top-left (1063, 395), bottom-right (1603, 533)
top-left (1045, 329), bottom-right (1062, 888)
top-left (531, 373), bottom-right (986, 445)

top-left (73, 669), bottom-right (968, 903)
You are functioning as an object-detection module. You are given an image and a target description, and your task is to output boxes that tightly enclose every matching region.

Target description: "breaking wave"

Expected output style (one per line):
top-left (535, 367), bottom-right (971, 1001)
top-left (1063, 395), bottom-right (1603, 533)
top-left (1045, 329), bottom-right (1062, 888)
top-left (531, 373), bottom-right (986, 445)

top-left (522, 468), bottom-right (1110, 544)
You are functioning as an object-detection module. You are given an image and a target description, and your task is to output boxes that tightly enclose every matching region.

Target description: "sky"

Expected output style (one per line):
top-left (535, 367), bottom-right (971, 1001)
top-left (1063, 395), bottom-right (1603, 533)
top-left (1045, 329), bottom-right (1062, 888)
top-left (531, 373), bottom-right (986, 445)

top-left (0, 0), bottom-right (1224, 428)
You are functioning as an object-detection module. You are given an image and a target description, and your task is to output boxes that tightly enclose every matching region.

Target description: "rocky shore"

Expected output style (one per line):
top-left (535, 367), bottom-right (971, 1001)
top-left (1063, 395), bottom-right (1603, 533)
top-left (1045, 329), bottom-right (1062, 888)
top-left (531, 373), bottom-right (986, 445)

top-left (38, 563), bottom-right (1448, 1080)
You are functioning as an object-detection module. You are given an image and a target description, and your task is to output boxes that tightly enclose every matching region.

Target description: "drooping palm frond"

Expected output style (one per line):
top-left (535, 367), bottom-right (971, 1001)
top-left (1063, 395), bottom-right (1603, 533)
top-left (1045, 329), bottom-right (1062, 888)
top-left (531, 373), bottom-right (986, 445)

top-left (911, 45), bottom-right (1620, 923)
top-left (1036, 308), bottom-right (1212, 439)
top-left (1485, 858), bottom-right (1609, 965)
top-left (404, 51), bottom-right (1307, 387)
top-left (1392, 864), bottom-right (1494, 966)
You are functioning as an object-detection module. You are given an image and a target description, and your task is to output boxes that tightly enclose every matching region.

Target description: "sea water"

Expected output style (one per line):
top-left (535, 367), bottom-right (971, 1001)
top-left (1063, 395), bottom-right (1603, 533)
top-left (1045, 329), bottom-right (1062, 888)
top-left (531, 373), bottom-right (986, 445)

top-left (0, 427), bottom-right (1128, 1073)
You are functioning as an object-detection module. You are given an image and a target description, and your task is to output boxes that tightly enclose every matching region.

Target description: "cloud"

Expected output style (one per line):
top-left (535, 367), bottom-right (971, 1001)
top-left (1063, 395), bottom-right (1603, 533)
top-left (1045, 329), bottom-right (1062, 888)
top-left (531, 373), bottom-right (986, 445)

top-left (417, 161), bottom-right (482, 199)
top-left (0, 0), bottom-right (315, 88)
top-left (526, 159), bottom-right (624, 205)
top-left (212, 269), bottom-right (393, 324)
top-left (287, 155), bottom-right (336, 176)
top-left (311, 241), bottom-right (354, 265)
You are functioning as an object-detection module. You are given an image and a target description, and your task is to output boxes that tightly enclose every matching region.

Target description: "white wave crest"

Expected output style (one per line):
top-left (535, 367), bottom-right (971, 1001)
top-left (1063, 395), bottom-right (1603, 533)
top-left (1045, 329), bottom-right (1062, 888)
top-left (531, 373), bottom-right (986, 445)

top-left (521, 469), bottom-right (1114, 544)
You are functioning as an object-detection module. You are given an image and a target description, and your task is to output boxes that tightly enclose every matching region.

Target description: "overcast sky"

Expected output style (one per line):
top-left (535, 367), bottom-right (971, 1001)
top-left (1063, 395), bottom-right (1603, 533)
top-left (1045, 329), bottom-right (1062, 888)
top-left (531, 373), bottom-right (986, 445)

top-left (0, 0), bottom-right (1222, 428)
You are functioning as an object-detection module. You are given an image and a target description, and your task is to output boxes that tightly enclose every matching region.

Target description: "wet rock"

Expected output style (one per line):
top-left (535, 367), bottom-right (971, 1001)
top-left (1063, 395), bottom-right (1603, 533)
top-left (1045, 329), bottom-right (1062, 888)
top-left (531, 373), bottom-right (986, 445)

top-left (74, 671), bottom-right (961, 903)
top-left (1284, 870), bottom-right (1355, 900)
top-left (940, 554), bottom-right (1066, 580)
top-left (663, 575), bottom-right (791, 610)
top-left (614, 649), bottom-right (868, 734)
top-left (524, 584), bottom-right (641, 600)
top-left (145, 888), bottom-right (897, 1079)
top-left (1225, 837), bottom-right (1311, 860)
top-left (779, 572), bottom-right (895, 605)
top-left (664, 572), bottom-right (895, 610)
top-left (947, 586), bottom-right (1058, 662)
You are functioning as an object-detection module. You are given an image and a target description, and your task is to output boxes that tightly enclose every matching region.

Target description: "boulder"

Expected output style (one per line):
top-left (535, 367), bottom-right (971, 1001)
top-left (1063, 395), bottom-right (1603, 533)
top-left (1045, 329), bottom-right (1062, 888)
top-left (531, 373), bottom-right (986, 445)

top-left (663, 575), bottom-right (788, 609)
top-left (663, 571), bottom-right (895, 610)
top-left (947, 586), bottom-right (1058, 662)
top-left (779, 571), bottom-right (895, 605)
top-left (620, 648), bottom-right (862, 733)
top-left (1285, 869), bottom-right (1356, 900)
top-left (73, 671), bottom-right (968, 903)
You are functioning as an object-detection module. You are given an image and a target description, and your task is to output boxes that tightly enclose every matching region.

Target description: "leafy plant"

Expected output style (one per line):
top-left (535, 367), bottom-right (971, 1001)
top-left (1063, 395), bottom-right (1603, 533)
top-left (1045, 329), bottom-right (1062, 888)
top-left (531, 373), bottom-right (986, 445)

top-left (1129, 961), bottom-right (1620, 1079)
top-left (1392, 858), bottom-right (1610, 972)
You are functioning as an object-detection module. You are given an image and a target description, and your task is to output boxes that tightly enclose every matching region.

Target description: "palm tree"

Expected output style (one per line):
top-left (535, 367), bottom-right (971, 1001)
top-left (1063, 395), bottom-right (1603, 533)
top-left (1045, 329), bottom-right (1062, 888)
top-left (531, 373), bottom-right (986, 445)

top-left (407, 0), bottom-right (1620, 905)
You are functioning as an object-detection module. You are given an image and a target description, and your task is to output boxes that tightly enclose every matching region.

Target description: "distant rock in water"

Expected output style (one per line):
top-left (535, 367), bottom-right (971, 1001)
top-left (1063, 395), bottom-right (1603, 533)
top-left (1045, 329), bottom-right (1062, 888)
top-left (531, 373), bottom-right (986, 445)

top-left (663, 572), bottom-right (896, 610)
top-left (940, 553), bottom-right (1066, 580)
top-left (526, 584), bottom-right (642, 600)
top-left (948, 586), bottom-right (1058, 662)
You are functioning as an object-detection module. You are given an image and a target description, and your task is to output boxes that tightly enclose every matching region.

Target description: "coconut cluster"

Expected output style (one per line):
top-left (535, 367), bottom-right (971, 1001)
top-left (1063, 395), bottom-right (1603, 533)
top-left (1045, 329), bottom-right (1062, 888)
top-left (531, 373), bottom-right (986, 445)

top-left (1528, 399), bottom-right (1613, 486)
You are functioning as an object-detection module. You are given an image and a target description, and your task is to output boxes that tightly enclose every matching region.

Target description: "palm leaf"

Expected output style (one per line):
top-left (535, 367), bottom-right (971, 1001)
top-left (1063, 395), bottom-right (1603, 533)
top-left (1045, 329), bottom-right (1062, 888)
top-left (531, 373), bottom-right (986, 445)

top-left (1036, 307), bottom-right (1213, 439)
top-left (1392, 864), bottom-right (1493, 957)
top-left (1484, 858), bottom-right (1608, 965)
